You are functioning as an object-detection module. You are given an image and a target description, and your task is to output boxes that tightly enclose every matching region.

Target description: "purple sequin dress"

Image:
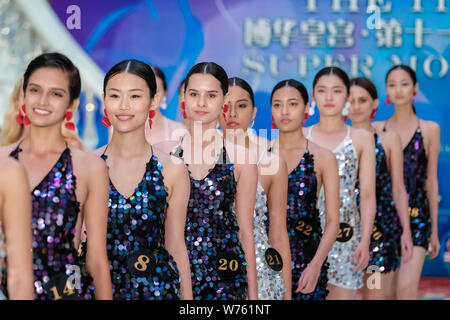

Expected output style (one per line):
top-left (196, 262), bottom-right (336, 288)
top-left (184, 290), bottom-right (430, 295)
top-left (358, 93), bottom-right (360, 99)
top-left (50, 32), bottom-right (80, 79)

top-left (368, 133), bottom-right (401, 273)
top-left (182, 145), bottom-right (247, 300)
top-left (402, 126), bottom-right (431, 250)
top-left (285, 145), bottom-right (328, 300)
top-left (9, 146), bottom-right (94, 300)
top-left (101, 148), bottom-right (180, 300)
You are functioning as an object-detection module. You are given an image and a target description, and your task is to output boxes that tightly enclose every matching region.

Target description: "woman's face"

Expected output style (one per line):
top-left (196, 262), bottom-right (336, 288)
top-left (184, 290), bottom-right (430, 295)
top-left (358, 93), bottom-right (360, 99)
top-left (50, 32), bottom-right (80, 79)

top-left (103, 72), bottom-right (154, 133)
top-left (313, 74), bottom-right (349, 117)
top-left (184, 73), bottom-right (225, 125)
top-left (271, 86), bottom-right (307, 133)
top-left (219, 85), bottom-right (255, 134)
top-left (348, 85), bottom-right (378, 124)
top-left (386, 69), bottom-right (417, 106)
top-left (23, 67), bottom-right (73, 128)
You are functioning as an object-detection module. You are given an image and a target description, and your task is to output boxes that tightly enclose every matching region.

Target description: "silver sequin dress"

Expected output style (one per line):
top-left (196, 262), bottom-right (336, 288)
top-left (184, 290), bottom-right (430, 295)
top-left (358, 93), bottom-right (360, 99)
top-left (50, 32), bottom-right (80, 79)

top-left (0, 221), bottom-right (6, 300)
top-left (308, 125), bottom-right (363, 290)
top-left (253, 181), bottom-right (286, 300)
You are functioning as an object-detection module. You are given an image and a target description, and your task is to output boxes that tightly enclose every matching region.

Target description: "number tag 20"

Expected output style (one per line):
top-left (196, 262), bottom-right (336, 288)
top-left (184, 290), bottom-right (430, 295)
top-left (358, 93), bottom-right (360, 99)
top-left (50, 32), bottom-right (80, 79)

top-left (216, 252), bottom-right (242, 279)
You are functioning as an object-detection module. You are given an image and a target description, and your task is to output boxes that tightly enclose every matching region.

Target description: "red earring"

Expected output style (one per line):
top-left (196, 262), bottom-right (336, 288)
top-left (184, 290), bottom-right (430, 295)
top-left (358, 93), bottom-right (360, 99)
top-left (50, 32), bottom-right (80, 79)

top-left (16, 106), bottom-right (24, 124)
top-left (412, 91), bottom-right (417, 104)
top-left (180, 102), bottom-right (187, 119)
top-left (148, 109), bottom-right (156, 129)
top-left (21, 104), bottom-right (31, 125)
top-left (271, 115), bottom-right (277, 129)
top-left (385, 96), bottom-right (392, 106)
top-left (102, 108), bottom-right (111, 127)
top-left (65, 111), bottom-right (75, 130)
top-left (370, 109), bottom-right (376, 120)
top-left (222, 104), bottom-right (229, 121)
top-left (344, 115), bottom-right (348, 122)
top-left (304, 113), bottom-right (309, 121)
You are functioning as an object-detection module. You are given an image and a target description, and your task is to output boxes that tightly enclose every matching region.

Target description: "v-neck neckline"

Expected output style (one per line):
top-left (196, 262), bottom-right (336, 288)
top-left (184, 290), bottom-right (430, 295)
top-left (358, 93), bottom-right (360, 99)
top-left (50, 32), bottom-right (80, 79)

top-left (15, 147), bottom-right (69, 192)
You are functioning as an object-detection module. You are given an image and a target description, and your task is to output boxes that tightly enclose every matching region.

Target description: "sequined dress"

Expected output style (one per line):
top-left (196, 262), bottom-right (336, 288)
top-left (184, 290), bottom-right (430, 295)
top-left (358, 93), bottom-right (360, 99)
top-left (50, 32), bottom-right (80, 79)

top-left (308, 126), bottom-right (363, 290)
top-left (101, 146), bottom-right (180, 300)
top-left (182, 143), bottom-right (247, 300)
top-left (9, 145), bottom-right (94, 300)
top-left (369, 133), bottom-right (401, 273)
top-left (285, 144), bottom-right (329, 299)
top-left (0, 221), bottom-right (5, 300)
top-left (253, 179), bottom-right (286, 300)
top-left (397, 124), bottom-right (431, 250)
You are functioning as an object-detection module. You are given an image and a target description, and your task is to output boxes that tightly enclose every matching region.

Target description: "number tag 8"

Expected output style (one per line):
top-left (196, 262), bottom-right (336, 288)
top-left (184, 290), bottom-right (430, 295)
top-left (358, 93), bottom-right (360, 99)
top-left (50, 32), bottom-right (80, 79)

top-left (127, 248), bottom-right (156, 278)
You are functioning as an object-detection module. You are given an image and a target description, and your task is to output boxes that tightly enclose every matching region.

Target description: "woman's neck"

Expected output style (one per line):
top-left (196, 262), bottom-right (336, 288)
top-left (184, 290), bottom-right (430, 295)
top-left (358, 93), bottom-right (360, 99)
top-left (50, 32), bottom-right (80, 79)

top-left (188, 119), bottom-right (220, 148)
top-left (278, 128), bottom-right (307, 150)
top-left (350, 119), bottom-right (375, 134)
top-left (315, 114), bottom-right (348, 133)
top-left (390, 103), bottom-right (417, 125)
top-left (108, 127), bottom-right (149, 158)
top-left (24, 124), bottom-right (67, 155)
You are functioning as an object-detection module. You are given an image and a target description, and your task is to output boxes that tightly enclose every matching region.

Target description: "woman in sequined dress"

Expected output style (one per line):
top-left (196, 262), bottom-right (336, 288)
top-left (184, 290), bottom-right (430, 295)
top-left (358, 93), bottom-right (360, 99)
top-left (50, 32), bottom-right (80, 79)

top-left (372, 65), bottom-right (440, 299)
top-left (348, 77), bottom-right (413, 299)
top-left (92, 60), bottom-right (192, 300)
top-left (269, 79), bottom-right (340, 300)
top-left (305, 67), bottom-right (376, 300)
top-left (165, 62), bottom-right (258, 300)
top-left (0, 52), bottom-right (112, 300)
top-left (0, 157), bottom-right (34, 299)
top-left (218, 77), bottom-right (291, 300)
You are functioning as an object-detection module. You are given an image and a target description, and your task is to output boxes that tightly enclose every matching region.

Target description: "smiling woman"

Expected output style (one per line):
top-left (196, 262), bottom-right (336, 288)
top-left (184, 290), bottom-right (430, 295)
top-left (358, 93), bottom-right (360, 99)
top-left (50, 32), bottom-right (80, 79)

top-left (91, 59), bottom-right (193, 300)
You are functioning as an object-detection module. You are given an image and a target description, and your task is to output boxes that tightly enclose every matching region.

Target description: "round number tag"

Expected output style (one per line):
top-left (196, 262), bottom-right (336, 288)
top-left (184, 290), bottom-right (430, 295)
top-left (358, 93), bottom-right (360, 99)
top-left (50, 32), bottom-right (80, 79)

top-left (44, 272), bottom-right (79, 300)
top-left (371, 224), bottom-right (384, 242)
top-left (127, 248), bottom-right (156, 278)
top-left (336, 222), bottom-right (353, 243)
top-left (294, 218), bottom-right (314, 239)
top-left (264, 248), bottom-right (283, 272)
top-left (216, 251), bottom-right (241, 279)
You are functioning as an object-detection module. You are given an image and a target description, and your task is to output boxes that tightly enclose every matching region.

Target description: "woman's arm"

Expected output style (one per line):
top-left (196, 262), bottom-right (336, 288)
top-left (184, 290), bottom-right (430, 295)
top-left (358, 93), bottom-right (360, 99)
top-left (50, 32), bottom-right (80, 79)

top-left (235, 161), bottom-right (258, 300)
top-left (386, 132), bottom-right (413, 262)
top-left (266, 155), bottom-right (292, 300)
top-left (164, 159), bottom-right (193, 300)
top-left (296, 148), bottom-right (339, 294)
top-left (83, 156), bottom-right (112, 299)
top-left (353, 130), bottom-right (376, 271)
top-left (1, 159), bottom-right (34, 299)
top-left (424, 121), bottom-right (441, 259)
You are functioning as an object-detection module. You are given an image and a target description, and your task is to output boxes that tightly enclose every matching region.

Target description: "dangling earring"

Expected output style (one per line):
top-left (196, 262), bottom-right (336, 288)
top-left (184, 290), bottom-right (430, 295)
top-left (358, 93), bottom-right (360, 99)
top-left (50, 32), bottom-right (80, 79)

top-left (412, 91), bottom-right (417, 104)
top-left (160, 96), bottom-right (168, 110)
top-left (250, 120), bottom-right (255, 128)
top-left (309, 100), bottom-right (316, 116)
top-left (180, 101), bottom-right (187, 119)
top-left (370, 109), bottom-right (377, 120)
top-left (222, 104), bottom-right (229, 121)
top-left (148, 109), bottom-right (156, 129)
top-left (385, 95), bottom-right (392, 106)
top-left (16, 104), bottom-right (24, 124)
top-left (65, 111), bottom-right (75, 130)
top-left (21, 104), bottom-right (31, 125)
top-left (342, 101), bottom-right (351, 122)
top-left (271, 115), bottom-right (277, 129)
top-left (304, 113), bottom-right (309, 121)
top-left (102, 108), bottom-right (111, 127)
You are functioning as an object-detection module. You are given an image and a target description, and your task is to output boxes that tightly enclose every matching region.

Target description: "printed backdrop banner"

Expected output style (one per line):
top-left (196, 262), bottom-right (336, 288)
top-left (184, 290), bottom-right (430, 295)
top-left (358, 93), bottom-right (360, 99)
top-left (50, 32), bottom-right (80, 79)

top-left (49, 0), bottom-right (450, 277)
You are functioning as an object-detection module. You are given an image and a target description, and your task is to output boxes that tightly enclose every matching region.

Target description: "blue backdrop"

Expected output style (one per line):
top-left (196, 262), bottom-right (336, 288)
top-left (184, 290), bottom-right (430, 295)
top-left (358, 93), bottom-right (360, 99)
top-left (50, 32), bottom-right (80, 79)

top-left (50, 0), bottom-right (450, 277)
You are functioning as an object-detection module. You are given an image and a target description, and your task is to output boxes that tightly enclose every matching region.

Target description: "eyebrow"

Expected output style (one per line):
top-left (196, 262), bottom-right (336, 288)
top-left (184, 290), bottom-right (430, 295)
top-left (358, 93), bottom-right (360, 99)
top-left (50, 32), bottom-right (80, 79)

top-left (316, 85), bottom-right (345, 89)
top-left (272, 98), bottom-right (300, 102)
top-left (187, 88), bottom-right (219, 93)
top-left (236, 98), bottom-right (250, 103)
top-left (107, 88), bottom-right (144, 92)
top-left (28, 83), bottom-right (67, 93)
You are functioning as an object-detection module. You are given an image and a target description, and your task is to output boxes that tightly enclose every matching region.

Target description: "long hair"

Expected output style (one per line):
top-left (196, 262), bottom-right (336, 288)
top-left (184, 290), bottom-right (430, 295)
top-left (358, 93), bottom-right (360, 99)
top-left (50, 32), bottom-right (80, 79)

top-left (0, 77), bottom-right (25, 145)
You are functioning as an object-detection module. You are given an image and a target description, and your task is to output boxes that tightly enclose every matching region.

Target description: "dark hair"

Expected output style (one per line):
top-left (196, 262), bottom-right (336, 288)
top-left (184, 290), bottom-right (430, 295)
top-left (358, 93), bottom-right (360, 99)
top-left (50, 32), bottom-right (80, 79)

top-left (103, 59), bottom-right (156, 98)
top-left (184, 62), bottom-right (228, 95)
top-left (179, 78), bottom-right (186, 92)
top-left (228, 77), bottom-right (255, 107)
top-left (312, 66), bottom-right (350, 95)
top-left (23, 52), bottom-right (81, 104)
top-left (385, 64), bottom-right (417, 114)
top-left (350, 77), bottom-right (378, 100)
top-left (151, 65), bottom-right (167, 92)
top-left (270, 79), bottom-right (309, 105)
top-left (385, 64), bottom-right (417, 85)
